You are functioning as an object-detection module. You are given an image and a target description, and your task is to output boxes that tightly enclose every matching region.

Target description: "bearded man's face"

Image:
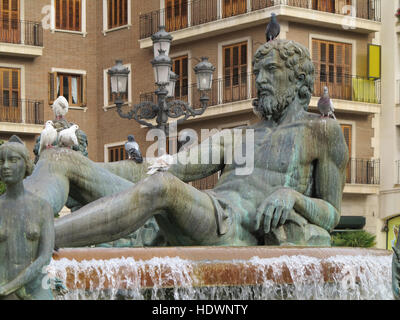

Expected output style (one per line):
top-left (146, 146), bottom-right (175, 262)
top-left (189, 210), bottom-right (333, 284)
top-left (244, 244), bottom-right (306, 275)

top-left (253, 49), bottom-right (296, 120)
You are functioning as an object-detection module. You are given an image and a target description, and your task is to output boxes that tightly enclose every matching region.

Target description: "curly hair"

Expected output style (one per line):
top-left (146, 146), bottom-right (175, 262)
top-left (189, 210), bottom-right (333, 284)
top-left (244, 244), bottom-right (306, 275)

top-left (253, 39), bottom-right (315, 110)
top-left (0, 141), bottom-right (34, 178)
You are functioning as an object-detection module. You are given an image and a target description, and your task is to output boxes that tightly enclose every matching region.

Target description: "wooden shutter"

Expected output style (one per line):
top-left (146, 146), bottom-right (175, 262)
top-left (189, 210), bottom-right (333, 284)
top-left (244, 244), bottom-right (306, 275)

top-left (108, 145), bottom-right (127, 162)
top-left (312, 39), bottom-right (352, 100)
top-left (172, 55), bottom-right (188, 101)
top-left (0, 0), bottom-right (20, 44)
top-left (223, 42), bottom-right (247, 103)
top-left (223, 0), bottom-right (246, 18)
top-left (165, 0), bottom-right (188, 32)
top-left (56, 0), bottom-right (81, 31)
top-left (108, 0), bottom-right (128, 29)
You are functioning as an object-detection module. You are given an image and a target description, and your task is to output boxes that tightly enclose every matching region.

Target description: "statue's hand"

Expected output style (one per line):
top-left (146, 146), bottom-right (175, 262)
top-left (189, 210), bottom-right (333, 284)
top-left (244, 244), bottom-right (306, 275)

top-left (255, 188), bottom-right (296, 234)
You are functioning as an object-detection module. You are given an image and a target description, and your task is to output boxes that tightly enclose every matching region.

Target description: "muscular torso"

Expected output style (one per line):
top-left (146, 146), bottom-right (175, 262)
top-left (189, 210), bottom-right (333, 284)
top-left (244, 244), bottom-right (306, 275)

top-left (213, 114), bottom-right (331, 227)
top-left (0, 193), bottom-right (43, 287)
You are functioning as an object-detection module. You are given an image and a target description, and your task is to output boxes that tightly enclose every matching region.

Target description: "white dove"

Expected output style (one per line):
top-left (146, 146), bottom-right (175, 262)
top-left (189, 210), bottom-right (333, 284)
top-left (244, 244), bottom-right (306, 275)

top-left (39, 120), bottom-right (58, 155)
top-left (58, 124), bottom-right (79, 148)
top-left (52, 96), bottom-right (69, 120)
top-left (147, 154), bottom-right (174, 175)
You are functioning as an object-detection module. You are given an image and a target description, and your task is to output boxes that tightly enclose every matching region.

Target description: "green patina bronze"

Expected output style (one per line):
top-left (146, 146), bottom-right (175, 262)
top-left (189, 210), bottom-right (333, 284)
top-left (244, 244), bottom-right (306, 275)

top-left (19, 40), bottom-right (348, 249)
top-left (0, 136), bottom-right (54, 300)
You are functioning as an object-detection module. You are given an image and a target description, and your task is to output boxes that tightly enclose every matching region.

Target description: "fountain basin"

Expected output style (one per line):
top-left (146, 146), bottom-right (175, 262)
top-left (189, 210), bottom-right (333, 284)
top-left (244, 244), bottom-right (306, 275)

top-left (49, 247), bottom-right (394, 300)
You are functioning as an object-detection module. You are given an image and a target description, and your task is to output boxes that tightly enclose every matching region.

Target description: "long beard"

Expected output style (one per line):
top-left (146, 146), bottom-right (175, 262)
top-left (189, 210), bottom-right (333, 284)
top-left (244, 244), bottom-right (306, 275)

top-left (253, 86), bottom-right (295, 121)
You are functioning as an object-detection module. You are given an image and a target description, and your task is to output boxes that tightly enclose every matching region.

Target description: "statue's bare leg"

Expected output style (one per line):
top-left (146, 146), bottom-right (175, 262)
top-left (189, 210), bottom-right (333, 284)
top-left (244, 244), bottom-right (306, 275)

top-left (55, 172), bottom-right (220, 247)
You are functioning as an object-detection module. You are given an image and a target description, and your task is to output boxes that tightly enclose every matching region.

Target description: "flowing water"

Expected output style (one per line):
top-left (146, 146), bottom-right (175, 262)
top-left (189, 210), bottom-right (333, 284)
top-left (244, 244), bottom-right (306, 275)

top-left (47, 254), bottom-right (394, 300)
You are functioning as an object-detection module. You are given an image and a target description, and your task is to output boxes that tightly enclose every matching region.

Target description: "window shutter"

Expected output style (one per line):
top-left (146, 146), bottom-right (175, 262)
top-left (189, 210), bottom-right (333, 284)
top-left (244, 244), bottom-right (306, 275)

top-left (48, 72), bottom-right (57, 105)
top-left (82, 73), bottom-right (87, 106)
top-left (341, 124), bottom-right (352, 156)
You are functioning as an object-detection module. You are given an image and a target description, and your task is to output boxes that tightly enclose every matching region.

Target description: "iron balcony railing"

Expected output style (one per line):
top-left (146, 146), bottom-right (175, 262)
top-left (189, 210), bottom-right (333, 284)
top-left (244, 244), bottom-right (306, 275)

top-left (139, 0), bottom-right (381, 39)
top-left (140, 72), bottom-right (381, 110)
top-left (345, 158), bottom-right (380, 185)
top-left (187, 158), bottom-right (380, 191)
top-left (0, 19), bottom-right (43, 46)
top-left (0, 97), bottom-right (44, 125)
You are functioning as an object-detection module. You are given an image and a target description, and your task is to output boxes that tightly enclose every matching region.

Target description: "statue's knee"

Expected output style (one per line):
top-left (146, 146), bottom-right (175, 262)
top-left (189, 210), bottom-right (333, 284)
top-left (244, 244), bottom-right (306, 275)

top-left (139, 172), bottom-right (173, 198)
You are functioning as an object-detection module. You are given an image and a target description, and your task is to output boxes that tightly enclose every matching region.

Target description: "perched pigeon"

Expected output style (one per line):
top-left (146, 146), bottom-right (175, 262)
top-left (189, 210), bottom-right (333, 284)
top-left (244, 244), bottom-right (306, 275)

top-left (125, 135), bottom-right (143, 163)
top-left (318, 86), bottom-right (336, 120)
top-left (147, 154), bottom-right (174, 175)
top-left (58, 124), bottom-right (79, 148)
top-left (52, 96), bottom-right (69, 120)
top-left (39, 120), bottom-right (58, 155)
top-left (266, 13), bottom-right (280, 42)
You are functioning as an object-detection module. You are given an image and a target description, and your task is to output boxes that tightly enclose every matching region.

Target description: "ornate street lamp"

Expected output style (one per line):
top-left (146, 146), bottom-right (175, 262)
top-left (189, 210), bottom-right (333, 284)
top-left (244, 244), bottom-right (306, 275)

top-left (111, 26), bottom-right (215, 137)
top-left (108, 60), bottom-right (130, 105)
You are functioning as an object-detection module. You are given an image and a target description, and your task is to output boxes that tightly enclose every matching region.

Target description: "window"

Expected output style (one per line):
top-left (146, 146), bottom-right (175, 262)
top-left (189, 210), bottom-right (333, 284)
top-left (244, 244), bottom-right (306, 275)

top-left (341, 124), bottom-right (352, 183)
top-left (312, 39), bottom-right (352, 100)
top-left (0, 0), bottom-right (20, 44)
top-left (172, 55), bottom-right (188, 101)
top-left (312, 0), bottom-right (352, 14)
top-left (0, 67), bottom-right (19, 107)
top-left (223, 0), bottom-right (246, 18)
top-left (108, 145), bottom-right (127, 162)
top-left (49, 72), bottom-right (87, 107)
top-left (108, 0), bottom-right (128, 29)
top-left (55, 0), bottom-right (81, 31)
top-left (223, 42), bottom-right (248, 103)
top-left (165, 0), bottom-right (188, 32)
top-left (0, 67), bottom-right (20, 122)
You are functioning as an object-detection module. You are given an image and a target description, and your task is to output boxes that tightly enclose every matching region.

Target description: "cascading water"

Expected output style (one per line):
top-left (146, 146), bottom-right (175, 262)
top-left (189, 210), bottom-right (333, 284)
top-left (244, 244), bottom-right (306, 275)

top-left (46, 254), bottom-right (394, 300)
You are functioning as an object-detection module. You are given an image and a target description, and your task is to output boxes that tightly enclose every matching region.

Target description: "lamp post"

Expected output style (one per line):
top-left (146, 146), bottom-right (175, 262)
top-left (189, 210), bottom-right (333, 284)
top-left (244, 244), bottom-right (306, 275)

top-left (108, 26), bottom-right (215, 138)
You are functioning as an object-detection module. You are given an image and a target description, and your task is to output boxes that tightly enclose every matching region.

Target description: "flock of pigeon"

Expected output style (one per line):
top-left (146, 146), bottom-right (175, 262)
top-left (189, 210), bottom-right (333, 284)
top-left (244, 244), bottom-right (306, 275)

top-left (39, 96), bottom-right (80, 155)
top-left (39, 14), bottom-right (335, 169)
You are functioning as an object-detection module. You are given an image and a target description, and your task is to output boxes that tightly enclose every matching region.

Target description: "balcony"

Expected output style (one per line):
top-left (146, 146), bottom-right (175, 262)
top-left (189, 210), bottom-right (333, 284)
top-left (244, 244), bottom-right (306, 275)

top-left (139, 0), bottom-right (381, 46)
top-left (140, 72), bottom-right (381, 120)
top-left (185, 158), bottom-right (380, 192)
top-left (0, 19), bottom-right (43, 58)
top-left (0, 97), bottom-right (44, 135)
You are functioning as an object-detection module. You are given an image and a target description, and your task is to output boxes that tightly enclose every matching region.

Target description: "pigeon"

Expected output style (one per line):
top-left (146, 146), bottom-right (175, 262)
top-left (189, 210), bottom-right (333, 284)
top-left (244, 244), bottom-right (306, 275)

top-left (58, 124), bottom-right (79, 148)
top-left (125, 135), bottom-right (143, 163)
top-left (318, 86), bottom-right (336, 120)
top-left (39, 120), bottom-right (58, 155)
top-left (266, 13), bottom-right (280, 42)
top-left (52, 96), bottom-right (69, 120)
top-left (147, 154), bottom-right (174, 175)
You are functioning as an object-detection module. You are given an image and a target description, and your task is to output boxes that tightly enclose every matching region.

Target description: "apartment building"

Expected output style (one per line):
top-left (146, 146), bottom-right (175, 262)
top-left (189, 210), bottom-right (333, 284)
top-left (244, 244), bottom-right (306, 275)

top-left (0, 0), bottom-right (386, 247)
top-left (380, 0), bottom-right (400, 250)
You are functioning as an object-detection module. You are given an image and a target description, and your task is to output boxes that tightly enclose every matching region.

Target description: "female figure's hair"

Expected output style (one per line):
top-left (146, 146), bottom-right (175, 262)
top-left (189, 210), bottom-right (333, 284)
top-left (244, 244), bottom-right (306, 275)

top-left (0, 141), bottom-right (34, 178)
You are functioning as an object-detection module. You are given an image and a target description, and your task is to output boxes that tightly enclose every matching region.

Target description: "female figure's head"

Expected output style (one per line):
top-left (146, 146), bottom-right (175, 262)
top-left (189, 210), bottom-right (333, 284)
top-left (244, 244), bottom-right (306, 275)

top-left (0, 137), bottom-right (34, 185)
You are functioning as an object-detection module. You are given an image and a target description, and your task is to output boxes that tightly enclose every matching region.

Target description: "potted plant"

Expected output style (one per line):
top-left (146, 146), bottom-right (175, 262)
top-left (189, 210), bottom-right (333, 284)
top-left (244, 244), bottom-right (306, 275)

top-left (396, 8), bottom-right (400, 22)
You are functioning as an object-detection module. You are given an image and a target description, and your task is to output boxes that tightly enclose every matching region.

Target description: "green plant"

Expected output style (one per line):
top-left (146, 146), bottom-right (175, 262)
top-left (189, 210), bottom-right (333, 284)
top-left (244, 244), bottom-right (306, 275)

top-left (331, 231), bottom-right (376, 248)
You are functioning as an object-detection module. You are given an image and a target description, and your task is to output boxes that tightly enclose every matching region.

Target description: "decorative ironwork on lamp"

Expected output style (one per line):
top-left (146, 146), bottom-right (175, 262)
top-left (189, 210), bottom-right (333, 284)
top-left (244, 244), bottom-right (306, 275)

top-left (109, 26), bottom-right (215, 137)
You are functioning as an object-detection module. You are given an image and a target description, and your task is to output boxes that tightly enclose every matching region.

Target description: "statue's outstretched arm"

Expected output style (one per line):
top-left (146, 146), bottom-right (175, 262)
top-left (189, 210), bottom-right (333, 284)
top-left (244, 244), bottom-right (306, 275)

top-left (168, 130), bottom-right (227, 182)
top-left (0, 203), bottom-right (54, 296)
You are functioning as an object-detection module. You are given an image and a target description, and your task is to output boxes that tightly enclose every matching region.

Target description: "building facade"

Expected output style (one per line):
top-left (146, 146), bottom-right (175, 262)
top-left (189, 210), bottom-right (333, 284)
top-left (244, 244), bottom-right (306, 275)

top-left (0, 0), bottom-right (387, 247)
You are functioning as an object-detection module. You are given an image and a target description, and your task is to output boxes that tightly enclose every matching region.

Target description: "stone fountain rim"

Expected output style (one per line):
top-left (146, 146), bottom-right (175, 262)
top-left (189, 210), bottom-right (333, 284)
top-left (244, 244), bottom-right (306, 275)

top-left (53, 246), bottom-right (392, 263)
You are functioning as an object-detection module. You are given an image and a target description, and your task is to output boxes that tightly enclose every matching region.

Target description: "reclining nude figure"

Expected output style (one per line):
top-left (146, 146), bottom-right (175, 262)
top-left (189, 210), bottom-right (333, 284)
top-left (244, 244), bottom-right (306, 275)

top-left (24, 40), bottom-right (349, 247)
